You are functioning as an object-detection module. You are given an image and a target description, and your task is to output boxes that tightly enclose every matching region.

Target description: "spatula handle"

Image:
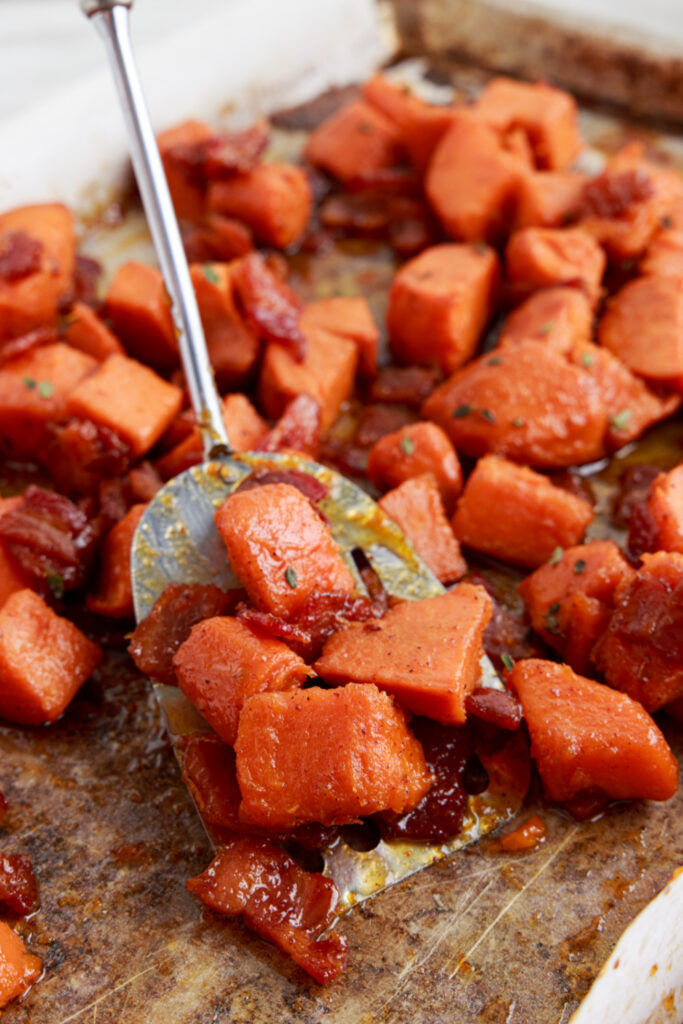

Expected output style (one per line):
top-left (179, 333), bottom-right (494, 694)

top-left (82, 0), bottom-right (231, 458)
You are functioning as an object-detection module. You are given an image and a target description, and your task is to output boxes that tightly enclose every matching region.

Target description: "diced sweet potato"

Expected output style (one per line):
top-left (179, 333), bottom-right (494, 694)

top-left (305, 99), bottom-right (404, 184)
top-left (640, 226), bottom-right (683, 278)
top-left (453, 455), bottom-right (593, 568)
top-left (0, 921), bottom-right (42, 1010)
top-left (63, 301), bottom-right (123, 361)
top-left (259, 322), bottom-right (357, 434)
top-left (645, 463), bottom-right (683, 553)
top-left (189, 262), bottom-right (259, 388)
top-left (299, 297), bottom-right (379, 378)
top-left (513, 171), bottom-right (588, 229)
top-left (236, 683), bottom-right (432, 828)
top-left (498, 286), bottom-right (592, 354)
top-left (0, 498), bottom-right (33, 609)
top-left (156, 393), bottom-right (267, 479)
top-left (157, 119), bottom-right (216, 222)
top-left (379, 474), bottom-right (466, 585)
top-left (66, 353), bottom-right (183, 458)
top-left (105, 261), bottom-right (177, 369)
top-left (207, 163), bottom-right (312, 248)
top-left (597, 275), bottom-right (683, 388)
top-left (425, 113), bottom-right (522, 242)
top-left (473, 77), bottom-right (581, 171)
top-left (214, 483), bottom-right (355, 619)
top-left (0, 203), bottom-right (76, 341)
top-left (0, 342), bottom-right (97, 459)
top-left (518, 540), bottom-right (635, 671)
top-left (174, 616), bottom-right (309, 746)
top-left (0, 588), bottom-right (101, 725)
top-left (367, 420), bottom-right (463, 512)
top-left (387, 243), bottom-right (500, 374)
top-left (187, 837), bottom-right (347, 983)
top-left (422, 341), bottom-right (607, 468)
top-left (593, 551), bottom-right (683, 710)
top-left (315, 586), bottom-right (491, 723)
top-left (509, 659), bottom-right (678, 802)
top-left (505, 226), bottom-right (606, 304)
top-left (87, 503), bottom-right (147, 618)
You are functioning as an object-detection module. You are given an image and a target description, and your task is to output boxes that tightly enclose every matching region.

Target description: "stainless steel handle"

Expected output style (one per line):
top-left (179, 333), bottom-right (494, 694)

top-left (84, 1), bottom-right (230, 458)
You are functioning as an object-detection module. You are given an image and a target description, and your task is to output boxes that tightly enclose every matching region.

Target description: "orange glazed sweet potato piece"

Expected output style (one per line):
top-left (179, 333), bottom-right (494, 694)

top-left (505, 226), bottom-right (606, 304)
top-left (509, 659), bottom-right (678, 803)
top-left (66, 353), bottom-right (183, 458)
top-left (299, 296), bottom-right (379, 378)
top-left (259, 322), bottom-right (357, 434)
top-left (235, 683), bottom-right (432, 828)
top-left (157, 118), bottom-right (216, 222)
top-left (214, 483), bottom-right (355, 619)
top-left (452, 455), bottom-right (593, 568)
top-left (473, 77), bottom-right (581, 171)
top-left (156, 393), bottom-right (267, 479)
top-left (498, 286), bottom-right (592, 354)
top-left (425, 114), bottom-right (522, 242)
top-left (513, 171), bottom-right (588, 230)
top-left (0, 203), bottom-right (76, 341)
top-left (63, 300), bottom-right (124, 360)
top-left (0, 498), bottom-right (32, 609)
top-left (593, 552), bottom-right (683, 711)
top-left (367, 420), bottom-right (463, 512)
top-left (387, 243), bottom-right (500, 374)
top-left (640, 227), bottom-right (683, 278)
top-left (173, 616), bottom-right (310, 746)
top-left (315, 586), bottom-right (492, 724)
top-left (645, 463), bottom-right (683, 553)
top-left (0, 921), bottom-right (42, 1010)
top-left (0, 342), bottom-right (97, 459)
top-left (87, 503), bottom-right (147, 618)
top-left (597, 275), bottom-right (683, 388)
top-left (207, 163), bottom-right (312, 249)
top-left (0, 588), bottom-right (101, 725)
top-left (105, 261), bottom-right (177, 369)
top-left (379, 474), bottom-right (466, 585)
top-left (422, 340), bottom-right (607, 468)
top-left (304, 99), bottom-right (403, 184)
top-left (189, 262), bottom-right (259, 388)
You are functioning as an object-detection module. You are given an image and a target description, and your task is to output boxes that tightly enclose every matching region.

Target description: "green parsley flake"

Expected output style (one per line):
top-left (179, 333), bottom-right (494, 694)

top-left (473, 242), bottom-right (489, 254)
top-left (452, 404), bottom-right (472, 419)
top-left (609, 409), bottom-right (632, 432)
top-left (549, 546), bottom-right (564, 566)
top-left (501, 653), bottom-right (514, 672)
top-left (538, 322), bottom-right (554, 335)
top-left (284, 567), bottom-right (297, 589)
top-left (38, 380), bottom-right (53, 399)
top-left (574, 558), bottom-right (587, 574)
top-left (46, 572), bottom-right (64, 599)
top-left (401, 436), bottom-right (415, 455)
top-left (203, 265), bottom-right (220, 284)
top-left (479, 408), bottom-right (496, 423)
top-left (23, 377), bottom-right (36, 390)
top-left (581, 351), bottom-right (595, 367)
top-left (543, 601), bottom-right (564, 636)
top-left (512, 417), bottom-right (525, 428)
top-left (487, 356), bottom-right (503, 366)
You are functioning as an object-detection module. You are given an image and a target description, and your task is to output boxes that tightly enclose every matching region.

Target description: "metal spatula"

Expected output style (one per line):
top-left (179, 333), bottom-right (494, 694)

top-left (83, 0), bottom-right (527, 912)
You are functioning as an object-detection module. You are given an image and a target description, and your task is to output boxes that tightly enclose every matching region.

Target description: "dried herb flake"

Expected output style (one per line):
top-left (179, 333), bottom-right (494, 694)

top-left (284, 567), bottom-right (297, 589)
top-left (549, 546), bottom-right (564, 566)
top-left (400, 436), bottom-right (415, 455)
top-left (609, 409), bottom-right (632, 432)
top-left (38, 380), bottom-right (53, 399)
top-left (452, 404), bottom-right (472, 419)
top-left (501, 653), bottom-right (514, 672)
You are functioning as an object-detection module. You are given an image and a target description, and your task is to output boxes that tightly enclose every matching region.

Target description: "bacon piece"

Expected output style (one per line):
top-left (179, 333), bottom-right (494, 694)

top-left (0, 326), bottom-right (57, 366)
top-left (369, 366), bottom-right (441, 408)
top-left (258, 394), bottom-right (322, 457)
top-left (0, 854), bottom-right (39, 916)
top-left (232, 253), bottom-right (305, 359)
top-left (465, 688), bottom-right (523, 730)
top-left (73, 254), bottom-right (103, 308)
top-left (203, 121), bottom-right (270, 177)
top-left (0, 231), bottom-right (43, 281)
top-left (583, 169), bottom-right (655, 219)
top-left (187, 837), bottom-right (347, 983)
top-left (234, 467), bottom-right (328, 505)
top-left (42, 418), bottom-right (131, 496)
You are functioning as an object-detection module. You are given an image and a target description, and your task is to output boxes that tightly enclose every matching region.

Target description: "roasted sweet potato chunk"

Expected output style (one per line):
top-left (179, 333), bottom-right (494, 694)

top-left (367, 420), bottom-right (463, 511)
top-left (87, 503), bottom-right (147, 618)
top-left (505, 226), bottom-right (605, 304)
top-left (0, 922), bottom-right (42, 1010)
top-left (63, 301), bottom-right (124, 361)
top-left (497, 286), bottom-right (592, 353)
top-left (362, 73), bottom-right (456, 174)
top-left (598, 275), bottom-right (683, 388)
top-left (207, 163), bottom-right (312, 248)
top-left (189, 262), bottom-right (259, 388)
top-left (305, 99), bottom-right (403, 184)
top-left (105, 261), bottom-right (177, 369)
top-left (0, 498), bottom-right (33, 610)
top-left (299, 296), bottom-right (379, 379)
top-left (513, 171), bottom-right (587, 230)
top-left (645, 463), bottom-right (683, 553)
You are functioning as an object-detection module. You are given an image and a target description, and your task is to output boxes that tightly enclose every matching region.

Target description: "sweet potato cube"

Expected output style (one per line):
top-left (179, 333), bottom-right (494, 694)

top-left (63, 300), bottom-right (124, 360)
top-left (598, 275), bottom-right (683, 388)
top-left (315, 586), bottom-right (492, 724)
top-left (453, 455), bottom-right (593, 568)
top-left (640, 227), bottom-right (683, 278)
top-left (505, 226), bottom-right (606, 304)
top-left (174, 617), bottom-right (309, 746)
top-left (259, 323), bottom-right (357, 434)
top-left (422, 340), bottom-right (607, 469)
top-left (646, 463), bottom-right (683, 553)
top-left (207, 163), bottom-right (312, 249)
top-left (425, 114), bottom-right (522, 242)
top-left (156, 393), bottom-right (267, 479)
top-left (66, 353), bottom-right (183, 458)
top-left (190, 262), bottom-right (259, 387)
top-left (367, 420), bottom-right (463, 512)
top-left (299, 296), bottom-right (379, 378)
top-left (362, 73), bottom-right (456, 174)
top-left (235, 683), bottom-right (432, 828)
top-left (593, 552), bottom-right (683, 711)
top-left (0, 342), bottom-right (97, 459)
top-left (0, 921), bottom-right (42, 1010)
top-left (214, 483), bottom-right (355, 619)
top-left (387, 243), bottom-right (500, 374)
top-left (105, 261), bottom-right (177, 369)
top-left (0, 498), bottom-right (32, 609)
top-left (509, 659), bottom-right (678, 802)
top-left (498, 286), bottom-right (592, 354)
top-left (304, 99), bottom-right (403, 184)
top-left (513, 171), bottom-right (588, 229)
top-left (0, 588), bottom-right (101, 725)
top-left (379, 474), bottom-right (466, 585)
top-left (0, 203), bottom-right (76, 341)
top-left (474, 77), bottom-right (581, 170)
top-left (87, 503), bottom-right (147, 619)
top-left (157, 118), bottom-right (215, 222)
